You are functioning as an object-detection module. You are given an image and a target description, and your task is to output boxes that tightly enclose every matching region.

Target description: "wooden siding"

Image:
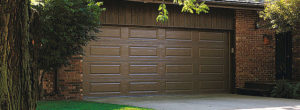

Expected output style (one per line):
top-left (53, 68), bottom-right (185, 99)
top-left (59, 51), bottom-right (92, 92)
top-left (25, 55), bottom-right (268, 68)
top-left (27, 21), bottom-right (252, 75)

top-left (101, 1), bottom-right (234, 30)
top-left (125, 0), bottom-right (264, 10)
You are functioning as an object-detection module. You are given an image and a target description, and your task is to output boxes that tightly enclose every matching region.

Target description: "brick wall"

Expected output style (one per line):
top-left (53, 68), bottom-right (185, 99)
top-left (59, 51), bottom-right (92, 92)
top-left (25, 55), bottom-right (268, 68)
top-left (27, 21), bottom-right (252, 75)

top-left (235, 9), bottom-right (276, 88)
top-left (57, 56), bottom-right (83, 100)
top-left (42, 56), bottom-right (83, 100)
top-left (42, 72), bottom-right (54, 96)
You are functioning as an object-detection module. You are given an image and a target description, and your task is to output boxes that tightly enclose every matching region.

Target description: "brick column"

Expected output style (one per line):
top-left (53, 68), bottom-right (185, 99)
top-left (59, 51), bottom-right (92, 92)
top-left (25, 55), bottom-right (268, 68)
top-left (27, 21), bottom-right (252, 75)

top-left (235, 9), bottom-right (276, 88)
top-left (57, 56), bottom-right (83, 100)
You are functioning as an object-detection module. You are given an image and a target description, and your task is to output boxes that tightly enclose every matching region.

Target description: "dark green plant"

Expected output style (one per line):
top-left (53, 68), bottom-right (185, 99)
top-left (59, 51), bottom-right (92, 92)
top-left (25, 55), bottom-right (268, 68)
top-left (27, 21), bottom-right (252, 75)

top-left (271, 80), bottom-right (300, 99)
top-left (30, 0), bottom-right (105, 97)
top-left (32, 0), bottom-right (104, 72)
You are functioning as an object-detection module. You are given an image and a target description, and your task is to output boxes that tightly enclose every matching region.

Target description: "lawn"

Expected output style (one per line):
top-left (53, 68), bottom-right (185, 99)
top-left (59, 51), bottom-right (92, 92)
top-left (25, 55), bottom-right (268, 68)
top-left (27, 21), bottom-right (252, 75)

top-left (37, 101), bottom-right (152, 110)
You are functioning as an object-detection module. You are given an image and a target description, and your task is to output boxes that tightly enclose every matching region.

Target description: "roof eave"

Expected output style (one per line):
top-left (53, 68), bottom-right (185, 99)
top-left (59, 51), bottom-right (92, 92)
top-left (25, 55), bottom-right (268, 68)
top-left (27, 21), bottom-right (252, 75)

top-left (125, 0), bottom-right (264, 10)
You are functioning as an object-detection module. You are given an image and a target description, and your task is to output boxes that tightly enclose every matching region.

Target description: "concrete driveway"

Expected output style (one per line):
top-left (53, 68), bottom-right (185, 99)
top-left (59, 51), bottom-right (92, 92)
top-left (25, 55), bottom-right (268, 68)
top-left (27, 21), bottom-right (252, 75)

top-left (88, 94), bottom-right (300, 110)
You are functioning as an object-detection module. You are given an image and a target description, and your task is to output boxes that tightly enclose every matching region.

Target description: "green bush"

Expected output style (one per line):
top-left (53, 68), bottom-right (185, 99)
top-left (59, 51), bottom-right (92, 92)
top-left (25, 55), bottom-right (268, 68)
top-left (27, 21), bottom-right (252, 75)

top-left (31, 0), bottom-right (104, 72)
top-left (271, 80), bottom-right (300, 99)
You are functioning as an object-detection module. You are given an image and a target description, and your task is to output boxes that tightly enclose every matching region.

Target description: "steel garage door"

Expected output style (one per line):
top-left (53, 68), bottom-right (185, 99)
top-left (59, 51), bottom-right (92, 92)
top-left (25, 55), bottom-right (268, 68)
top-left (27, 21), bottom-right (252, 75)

top-left (83, 26), bottom-right (230, 97)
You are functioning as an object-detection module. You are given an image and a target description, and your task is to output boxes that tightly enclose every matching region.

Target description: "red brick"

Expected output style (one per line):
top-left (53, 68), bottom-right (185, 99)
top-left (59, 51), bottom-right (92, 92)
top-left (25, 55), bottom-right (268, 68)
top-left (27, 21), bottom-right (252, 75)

top-left (235, 10), bottom-right (276, 88)
top-left (42, 57), bottom-right (83, 100)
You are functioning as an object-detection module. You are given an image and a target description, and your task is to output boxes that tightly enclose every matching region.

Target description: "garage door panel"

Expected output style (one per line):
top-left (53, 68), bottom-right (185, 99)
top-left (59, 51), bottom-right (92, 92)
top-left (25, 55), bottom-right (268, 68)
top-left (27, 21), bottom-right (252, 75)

top-left (89, 82), bottom-right (122, 94)
top-left (88, 40), bottom-right (225, 48)
top-left (85, 57), bottom-right (202, 62)
top-left (88, 40), bottom-right (162, 46)
top-left (129, 64), bottom-right (158, 74)
top-left (199, 65), bottom-right (224, 73)
top-left (166, 47), bottom-right (192, 57)
top-left (84, 26), bottom-right (230, 97)
top-left (127, 76), bottom-right (162, 80)
top-left (165, 81), bottom-right (194, 93)
top-left (90, 46), bottom-right (121, 56)
top-left (85, 57), bottom-right (125, 62)
top-left (87, 74), bottom-right (161, 80)
top-left (87, 45), bottom-right (118, 57)
top-left (86, 78), bottom-right (128, 82)
top-left (198, 74), bottom-right (224, 80)
top-left (165, 64), bottom-right (193, 75)
top-left (166, 30), bottom-right (192, 41)
top-left (94, 27), bottom-right (121, 38)
top-left (89, 39), bottom-right (225, 46)
top-left (164, 75), bottom-right (224, 80)
top-left (86, 62), bottom-right (126, 78)
top-left (199, 49), bottom-right (224, 57)
top-left (86, 75), bottom-right (126, 80)
top-left (199, 32), bottom-right (224, 41)
top-left (129, 46), bottom-right (158, 56)
top-left (199, 58), bottom-right (224, 65)
top-left (129, 28), bottom-right (158, 39)
top-left (198, 42), bottom-right (225, 49)
top-left (90, 64), bottom-right (121, 74)
top-left (129, 81), bottom-right (160, 93)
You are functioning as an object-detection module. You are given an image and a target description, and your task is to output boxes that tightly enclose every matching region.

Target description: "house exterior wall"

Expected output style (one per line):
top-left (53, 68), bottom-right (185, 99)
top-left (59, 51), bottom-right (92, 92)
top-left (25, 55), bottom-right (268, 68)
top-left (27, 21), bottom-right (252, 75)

top-left (42, 2), bottom-right (235, 100)
top-left (100, 1), bottom-right (234, 30)
top-left (57, 57), bottom-right (83, 100)
top-left (42, 5), bottom-right (281, 100)
top-left (235, 9), bottom-right (276, 88)
top-left (43, 57), bottom-right (83, 100)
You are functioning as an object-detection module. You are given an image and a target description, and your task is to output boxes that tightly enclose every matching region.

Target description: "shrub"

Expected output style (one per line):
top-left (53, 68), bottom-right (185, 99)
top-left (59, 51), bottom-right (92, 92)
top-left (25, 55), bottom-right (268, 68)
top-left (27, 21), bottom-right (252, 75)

top-left (32, 0), bottom-right (104, 72)
top-left (30, 0), bottom-right (105, 97)
top-left (271, 80), bottom-right (300, 99)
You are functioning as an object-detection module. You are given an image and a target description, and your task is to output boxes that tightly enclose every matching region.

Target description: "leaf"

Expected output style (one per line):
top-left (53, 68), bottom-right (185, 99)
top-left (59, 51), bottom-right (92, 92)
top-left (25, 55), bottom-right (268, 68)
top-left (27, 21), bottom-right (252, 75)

top-left (156, 3), bottom-right (168, 23)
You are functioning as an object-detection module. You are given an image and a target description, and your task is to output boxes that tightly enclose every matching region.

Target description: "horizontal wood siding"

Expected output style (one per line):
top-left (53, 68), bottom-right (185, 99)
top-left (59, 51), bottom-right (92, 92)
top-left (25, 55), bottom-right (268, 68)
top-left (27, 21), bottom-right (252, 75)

top-left (101, 1), bottom-right (234, 30)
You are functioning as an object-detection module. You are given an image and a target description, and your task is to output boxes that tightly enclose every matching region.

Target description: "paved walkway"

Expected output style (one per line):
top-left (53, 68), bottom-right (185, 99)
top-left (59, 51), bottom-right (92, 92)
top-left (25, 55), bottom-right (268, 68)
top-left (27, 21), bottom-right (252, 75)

top-left (88, 94), bottom-right (300, 110)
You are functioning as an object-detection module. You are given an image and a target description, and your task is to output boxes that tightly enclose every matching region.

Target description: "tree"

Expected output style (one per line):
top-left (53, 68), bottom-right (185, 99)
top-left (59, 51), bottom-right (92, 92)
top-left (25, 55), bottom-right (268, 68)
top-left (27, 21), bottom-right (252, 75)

top-left (30, 0), bottom-right (104, 98)
top-left (0, 0), bottom-right (37, 110)
top-left (156, 0), bottom-right (209, 23)
top-left (260, 0), bottom-right (300, 80)
top-left (0, 0), bottom-right (104, 109)
top-left (259, 0), bottom-right (300, 33)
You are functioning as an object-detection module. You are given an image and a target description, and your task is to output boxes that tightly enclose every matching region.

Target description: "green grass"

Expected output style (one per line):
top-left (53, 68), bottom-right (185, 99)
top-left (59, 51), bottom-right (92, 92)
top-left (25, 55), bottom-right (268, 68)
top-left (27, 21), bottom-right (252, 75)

top-left (37, 101), bottom-right (153, 110)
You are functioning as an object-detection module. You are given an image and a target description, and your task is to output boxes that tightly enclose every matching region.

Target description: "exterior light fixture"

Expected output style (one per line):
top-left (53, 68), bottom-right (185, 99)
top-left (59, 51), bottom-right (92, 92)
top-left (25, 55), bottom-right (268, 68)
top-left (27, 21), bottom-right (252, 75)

top-left (263, 34), bottom-right (272, 45)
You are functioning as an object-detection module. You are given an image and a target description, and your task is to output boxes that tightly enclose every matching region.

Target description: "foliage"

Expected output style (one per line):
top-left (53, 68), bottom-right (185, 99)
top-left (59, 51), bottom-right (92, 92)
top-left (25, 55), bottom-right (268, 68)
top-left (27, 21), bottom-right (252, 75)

top-left (37, 101), bottom-right (152, 110)
top-left (259, 0), bottom-right (300, 33)
top-left (271, 80), bottom-right (300, 99)
top-left (175, 0), bottom-right (209, 14)
top-left (31, 0), bottom-right (104, 72)
top-left (157, 4), bottom-right (169, 23)
top-left (156, 0), bottom-right (209, 23)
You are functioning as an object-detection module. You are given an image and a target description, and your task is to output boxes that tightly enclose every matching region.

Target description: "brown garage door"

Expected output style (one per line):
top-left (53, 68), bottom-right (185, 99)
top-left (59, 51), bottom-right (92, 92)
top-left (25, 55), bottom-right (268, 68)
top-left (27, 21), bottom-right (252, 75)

top-left (83, 26), bottom-right (230, 97)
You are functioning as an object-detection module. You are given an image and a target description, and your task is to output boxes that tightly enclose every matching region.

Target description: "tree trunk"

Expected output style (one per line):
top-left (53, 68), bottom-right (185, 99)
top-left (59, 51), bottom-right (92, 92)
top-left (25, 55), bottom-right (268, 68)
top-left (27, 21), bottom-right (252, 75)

top-left (0, 0), bottom-right (37, 110)
top-left (30, 8), bottom-right (42, 101)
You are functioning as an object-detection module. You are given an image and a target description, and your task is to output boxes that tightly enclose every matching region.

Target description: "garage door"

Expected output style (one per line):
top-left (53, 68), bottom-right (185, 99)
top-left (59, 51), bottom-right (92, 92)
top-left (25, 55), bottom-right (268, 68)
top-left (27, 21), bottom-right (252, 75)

top-left (83, 26), bottom-right (230, 97)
